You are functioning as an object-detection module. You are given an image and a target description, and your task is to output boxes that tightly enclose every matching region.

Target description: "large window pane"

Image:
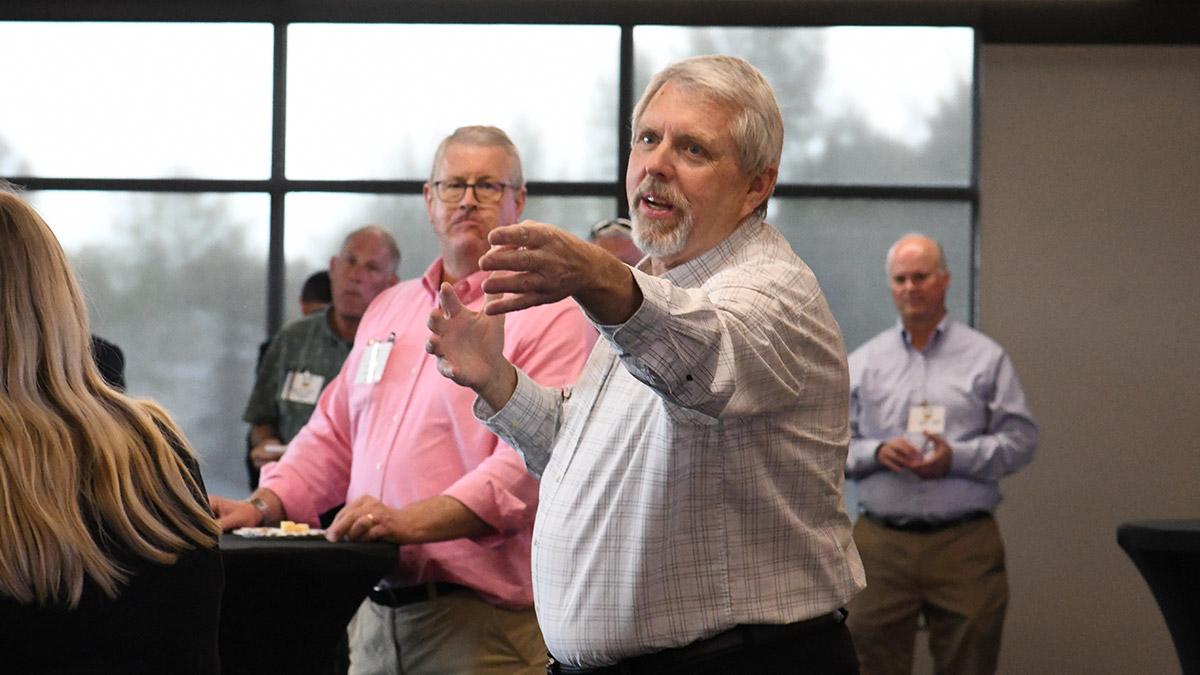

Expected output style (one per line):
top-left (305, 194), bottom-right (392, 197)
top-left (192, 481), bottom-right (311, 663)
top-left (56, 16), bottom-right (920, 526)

top-left (0, 23), bottom-right (273, 179)
top-left (29, 191), bottom-right (270, 499)
top-left (284, 194), bottom-right (431, 318)
top-left (634, 26), bottom-right (974, 186)
top-left (287, 24), bottom-right (620, 182)
top-left (524, 196), bottom-right (620, 242)
top-left (284, 193), bottom-right (616, 324)
top-left (768, 198), bottom-right (972, 352)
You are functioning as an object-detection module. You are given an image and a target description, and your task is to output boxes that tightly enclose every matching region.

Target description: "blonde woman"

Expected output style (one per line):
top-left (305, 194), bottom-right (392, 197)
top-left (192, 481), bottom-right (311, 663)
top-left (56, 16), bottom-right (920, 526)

top-left (0, 186), bottom-right (223, 674)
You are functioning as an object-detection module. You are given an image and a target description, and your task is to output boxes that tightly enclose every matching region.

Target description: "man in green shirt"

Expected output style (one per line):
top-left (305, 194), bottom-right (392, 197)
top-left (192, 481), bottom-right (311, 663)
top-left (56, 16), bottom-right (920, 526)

top-left (243, 225), bottom-right (400, 488)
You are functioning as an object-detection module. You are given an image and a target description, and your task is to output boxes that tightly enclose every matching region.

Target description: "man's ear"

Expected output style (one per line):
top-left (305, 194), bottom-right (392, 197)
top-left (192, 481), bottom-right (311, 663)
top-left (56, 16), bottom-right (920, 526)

top-left (513, 185), bottom-right (527, 220)
top-left (744, 165), bottom-right (778, 216)
top-left (423, 182), bottom-right (436, 222)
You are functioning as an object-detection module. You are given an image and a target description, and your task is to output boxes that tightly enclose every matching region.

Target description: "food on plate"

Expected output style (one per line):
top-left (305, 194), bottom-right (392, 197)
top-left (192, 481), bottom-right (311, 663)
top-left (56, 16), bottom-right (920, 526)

top-left (231, 524), bottom-right (324, 538)
top-left (279, 520), bottom-right (310, 534)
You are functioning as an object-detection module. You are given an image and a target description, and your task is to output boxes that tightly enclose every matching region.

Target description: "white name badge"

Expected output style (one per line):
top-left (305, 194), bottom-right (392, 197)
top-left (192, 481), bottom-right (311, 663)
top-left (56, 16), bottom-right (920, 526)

top-left (281, 370), bottom-right (325, 405)
top-left (907, 404), bottom-right (947, 435)
top-left (354, 336), bottom-right (394, 385)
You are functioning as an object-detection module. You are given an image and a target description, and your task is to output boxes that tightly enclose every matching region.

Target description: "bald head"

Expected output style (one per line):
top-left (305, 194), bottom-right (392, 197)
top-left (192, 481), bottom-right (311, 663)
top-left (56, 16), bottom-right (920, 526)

top-left (341, 225), bottom-right (401, 274)
top-left (886, 234), bottom-right (950, 329)
top-left (328, 226), bottom-right (401, 342)
top-left (886, 234), bottom-right (946, 274)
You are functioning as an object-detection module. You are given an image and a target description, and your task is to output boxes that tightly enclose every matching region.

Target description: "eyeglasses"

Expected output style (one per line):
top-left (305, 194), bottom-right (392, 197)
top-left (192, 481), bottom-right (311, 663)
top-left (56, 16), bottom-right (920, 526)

top-left (431, 180), bottom-right (513, 204)
top-left (589, 218), bottom-right (633, 240)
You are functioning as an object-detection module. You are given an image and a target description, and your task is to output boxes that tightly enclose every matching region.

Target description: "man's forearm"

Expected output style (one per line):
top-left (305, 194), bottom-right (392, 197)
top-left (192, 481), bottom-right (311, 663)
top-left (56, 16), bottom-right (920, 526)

top-left (476, 362), bottom-right (519, 413)
top-left (575, 256), bottom-right (643, 326)
top-left (397, 495), bottom-right (494, 544)
top-left (249, 423), bottom-right (281, 448)
top-left (248, 487), bottom-right (287, 525)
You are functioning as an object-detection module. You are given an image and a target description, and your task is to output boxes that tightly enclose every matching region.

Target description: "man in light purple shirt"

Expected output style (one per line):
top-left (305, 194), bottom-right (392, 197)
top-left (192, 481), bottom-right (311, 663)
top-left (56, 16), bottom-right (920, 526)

top-left (210, 126), bottom-right (595, 675)
top-left (844, 233), bottom-right (1037, 675)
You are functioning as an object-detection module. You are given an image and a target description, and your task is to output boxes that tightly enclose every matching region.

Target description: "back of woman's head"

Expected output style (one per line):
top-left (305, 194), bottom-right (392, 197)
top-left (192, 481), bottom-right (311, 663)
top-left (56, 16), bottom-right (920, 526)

top-left (0, 186), bottom-right (219, 607)
top-left (0, 187), bottom-right (93, 399)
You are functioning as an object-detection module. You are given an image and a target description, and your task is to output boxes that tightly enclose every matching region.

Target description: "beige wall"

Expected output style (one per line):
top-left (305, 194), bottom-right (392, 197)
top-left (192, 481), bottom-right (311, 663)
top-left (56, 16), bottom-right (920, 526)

top-left (977, 45), bottom-right (1200, 673)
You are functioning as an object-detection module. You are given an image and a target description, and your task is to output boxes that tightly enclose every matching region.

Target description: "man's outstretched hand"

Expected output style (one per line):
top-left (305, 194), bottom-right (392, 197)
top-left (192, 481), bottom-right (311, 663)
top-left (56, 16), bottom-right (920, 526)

top-left (426, 282), bottom-right (517, 410)
top-left (479, 221), bottom-right (640, 325)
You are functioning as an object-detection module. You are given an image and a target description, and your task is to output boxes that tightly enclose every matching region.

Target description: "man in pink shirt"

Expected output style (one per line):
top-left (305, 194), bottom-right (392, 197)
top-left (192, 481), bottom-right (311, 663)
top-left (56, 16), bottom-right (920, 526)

top-left (210, 126), bottom-right (595, 674)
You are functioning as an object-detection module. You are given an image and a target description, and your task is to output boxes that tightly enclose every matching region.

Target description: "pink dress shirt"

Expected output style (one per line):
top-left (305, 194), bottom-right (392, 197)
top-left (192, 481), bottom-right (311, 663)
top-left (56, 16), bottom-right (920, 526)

top-left (260, 259), bottom-right (595, 609)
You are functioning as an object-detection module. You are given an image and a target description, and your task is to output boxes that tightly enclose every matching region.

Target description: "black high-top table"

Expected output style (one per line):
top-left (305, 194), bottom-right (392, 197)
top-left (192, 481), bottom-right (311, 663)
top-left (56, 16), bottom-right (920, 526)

top-left (1117, 519), bottom-right (1200, 675)
top-left (219, 533), bottom-right (397, 675)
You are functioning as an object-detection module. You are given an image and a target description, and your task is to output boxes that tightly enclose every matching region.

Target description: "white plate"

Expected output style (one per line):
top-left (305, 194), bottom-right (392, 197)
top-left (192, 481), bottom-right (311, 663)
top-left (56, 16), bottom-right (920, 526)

top-left (232, 526), bottom-right (326, 539)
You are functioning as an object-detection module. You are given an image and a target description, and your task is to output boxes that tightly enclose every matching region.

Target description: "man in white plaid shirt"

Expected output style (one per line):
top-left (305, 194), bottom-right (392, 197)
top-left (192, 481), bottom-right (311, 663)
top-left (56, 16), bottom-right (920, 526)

top-left (427, 55), bottom-right (865, 674)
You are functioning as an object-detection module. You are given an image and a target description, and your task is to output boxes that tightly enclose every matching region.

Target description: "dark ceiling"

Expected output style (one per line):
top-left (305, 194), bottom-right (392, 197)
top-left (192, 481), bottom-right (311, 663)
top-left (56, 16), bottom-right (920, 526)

top-left (3, 0), bottom-right (1198, 44)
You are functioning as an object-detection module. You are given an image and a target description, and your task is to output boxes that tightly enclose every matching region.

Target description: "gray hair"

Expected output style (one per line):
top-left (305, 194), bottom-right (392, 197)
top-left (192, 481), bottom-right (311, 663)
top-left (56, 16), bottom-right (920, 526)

top-left (429, 125), bottom-right (524, 189)
top-left (342, 224), bottom-right (401, 274)
top-left (631, 55), bottom-right (784, 218)
top-left (886, 233), bottom-right (948, 273)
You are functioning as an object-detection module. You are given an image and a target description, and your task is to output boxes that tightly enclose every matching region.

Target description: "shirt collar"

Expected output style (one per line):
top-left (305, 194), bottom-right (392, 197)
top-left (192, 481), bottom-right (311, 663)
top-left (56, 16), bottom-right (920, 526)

top-left (659, 214), bottom-right (765, 289)
top-left (897, 314), bottom-right (952, 348)
top-left (420, 258), bottom-right (487, 305)
top-left (316, 306), bottom-right (353, 347)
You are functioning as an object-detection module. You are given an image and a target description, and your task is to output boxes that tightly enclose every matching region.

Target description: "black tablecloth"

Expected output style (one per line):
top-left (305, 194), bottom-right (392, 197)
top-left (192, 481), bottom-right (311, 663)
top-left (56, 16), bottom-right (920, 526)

top-left (219, 533), bottom-right (398, 675)
top-left (1117, 520), bottom-right (1200, 675)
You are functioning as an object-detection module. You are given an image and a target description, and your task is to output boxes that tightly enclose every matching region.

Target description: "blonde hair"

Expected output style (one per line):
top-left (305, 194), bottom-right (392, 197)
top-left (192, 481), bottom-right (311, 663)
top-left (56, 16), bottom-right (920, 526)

top-left (429, 125), bottom-right (525, 188)
top-left (0, 186), bottom-right (220, 607)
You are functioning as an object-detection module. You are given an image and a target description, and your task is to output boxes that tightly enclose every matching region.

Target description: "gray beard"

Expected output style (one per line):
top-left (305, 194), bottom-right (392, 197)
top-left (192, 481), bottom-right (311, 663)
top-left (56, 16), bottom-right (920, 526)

top-left (631, 210), bottom-right (693, 259)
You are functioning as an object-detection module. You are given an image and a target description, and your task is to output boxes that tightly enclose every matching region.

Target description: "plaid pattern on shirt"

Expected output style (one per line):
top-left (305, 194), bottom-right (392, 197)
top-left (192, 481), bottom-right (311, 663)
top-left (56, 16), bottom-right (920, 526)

top-left (482, 217), bottom-right (866, 668)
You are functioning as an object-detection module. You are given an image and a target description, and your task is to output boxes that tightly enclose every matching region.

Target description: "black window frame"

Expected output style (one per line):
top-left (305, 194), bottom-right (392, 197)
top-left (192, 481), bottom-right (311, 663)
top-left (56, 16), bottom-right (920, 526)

top-left (4, 1), bottom-right (1197, 335)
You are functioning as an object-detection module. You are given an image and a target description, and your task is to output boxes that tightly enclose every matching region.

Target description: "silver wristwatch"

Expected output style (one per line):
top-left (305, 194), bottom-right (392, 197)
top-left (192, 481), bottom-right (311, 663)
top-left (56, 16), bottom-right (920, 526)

top-left (249, 496), bottom-right (271, 526)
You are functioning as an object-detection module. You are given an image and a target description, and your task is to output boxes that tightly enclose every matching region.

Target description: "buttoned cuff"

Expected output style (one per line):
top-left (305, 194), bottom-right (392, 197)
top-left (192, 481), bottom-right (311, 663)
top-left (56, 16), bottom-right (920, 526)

top-left (474, 368), bottom-right (561, 478)
top-left (258, 464), bottom-right (320, 528)
top-left (596, 267), bottom-right (667, 354)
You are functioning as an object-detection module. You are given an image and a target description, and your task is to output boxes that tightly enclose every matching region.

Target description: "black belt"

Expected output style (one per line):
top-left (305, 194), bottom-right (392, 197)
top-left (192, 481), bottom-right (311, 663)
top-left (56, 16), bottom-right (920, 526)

top-left (547, 609), bottom-right (846, 674)
top-left (862, 510), bottom-right (991, 533)
top-left (368, 581), bottom-right (466, 607)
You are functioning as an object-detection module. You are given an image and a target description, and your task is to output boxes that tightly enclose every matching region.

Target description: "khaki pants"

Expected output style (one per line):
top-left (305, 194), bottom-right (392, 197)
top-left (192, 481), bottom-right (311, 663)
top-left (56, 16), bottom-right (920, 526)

top-left (847, 515), bottom-right (1008, 675)
top-left (347, 589), bottom-right (546, 675)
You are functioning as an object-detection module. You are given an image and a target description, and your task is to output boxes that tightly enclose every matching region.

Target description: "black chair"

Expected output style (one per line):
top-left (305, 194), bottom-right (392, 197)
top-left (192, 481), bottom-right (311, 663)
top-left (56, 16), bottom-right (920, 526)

top-left (91, 334), bottom-right (125, 390)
